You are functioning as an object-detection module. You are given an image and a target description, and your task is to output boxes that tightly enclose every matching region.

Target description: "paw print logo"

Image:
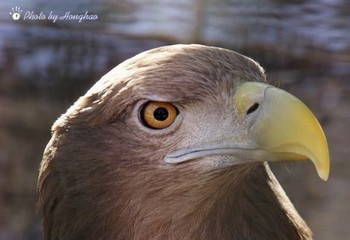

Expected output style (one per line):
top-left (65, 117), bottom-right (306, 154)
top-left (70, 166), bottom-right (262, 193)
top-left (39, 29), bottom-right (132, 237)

top-left (9, 6), bottom-right (22, 21)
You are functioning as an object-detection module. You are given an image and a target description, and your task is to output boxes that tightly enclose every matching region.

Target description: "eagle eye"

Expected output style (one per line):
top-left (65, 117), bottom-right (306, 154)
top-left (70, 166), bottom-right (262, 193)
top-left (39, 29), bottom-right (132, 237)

top-left (140, 101), bottom-right (178, 129)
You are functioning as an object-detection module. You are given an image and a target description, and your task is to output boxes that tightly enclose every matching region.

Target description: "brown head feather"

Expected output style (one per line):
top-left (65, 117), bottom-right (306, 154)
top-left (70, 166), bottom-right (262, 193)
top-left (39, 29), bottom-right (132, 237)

top-left (38, 44), bottom-right (311, 240)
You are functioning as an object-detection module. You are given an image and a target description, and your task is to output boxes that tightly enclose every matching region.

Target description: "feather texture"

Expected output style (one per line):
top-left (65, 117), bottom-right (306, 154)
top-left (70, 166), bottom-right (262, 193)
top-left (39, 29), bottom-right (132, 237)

top-left (38, 44), bottom-right (312, 240)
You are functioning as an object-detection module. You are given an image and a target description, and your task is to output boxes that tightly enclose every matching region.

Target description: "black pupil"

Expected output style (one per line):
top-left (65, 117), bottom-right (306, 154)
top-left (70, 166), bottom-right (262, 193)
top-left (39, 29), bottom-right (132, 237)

top-left (153, 107), bottom-right (169, 121)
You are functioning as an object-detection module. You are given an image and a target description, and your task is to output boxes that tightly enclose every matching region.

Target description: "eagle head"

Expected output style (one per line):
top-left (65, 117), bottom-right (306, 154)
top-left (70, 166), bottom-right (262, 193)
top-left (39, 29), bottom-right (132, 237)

top-left (38, 44), bottom-right (329, 240)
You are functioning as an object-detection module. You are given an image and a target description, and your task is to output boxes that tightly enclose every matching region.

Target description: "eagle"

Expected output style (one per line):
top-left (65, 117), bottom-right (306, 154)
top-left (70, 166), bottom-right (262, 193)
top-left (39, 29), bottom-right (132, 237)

top-left (37, 44), bottom-right (329, 240)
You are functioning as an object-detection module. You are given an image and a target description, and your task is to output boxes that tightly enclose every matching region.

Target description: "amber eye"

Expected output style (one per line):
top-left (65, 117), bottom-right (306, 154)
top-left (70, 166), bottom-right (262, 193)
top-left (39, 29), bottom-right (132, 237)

top-left (141, 101), bottom-right (178, 129)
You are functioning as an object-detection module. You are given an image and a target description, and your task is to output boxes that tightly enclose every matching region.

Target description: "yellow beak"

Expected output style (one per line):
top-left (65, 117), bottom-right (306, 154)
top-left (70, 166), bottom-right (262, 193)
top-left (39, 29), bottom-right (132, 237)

top-left (235, 82), bottom-right (330, 181)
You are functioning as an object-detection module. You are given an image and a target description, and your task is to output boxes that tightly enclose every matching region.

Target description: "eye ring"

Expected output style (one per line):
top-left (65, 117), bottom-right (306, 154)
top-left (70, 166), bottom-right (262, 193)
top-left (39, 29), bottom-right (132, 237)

top-left (140, 101), bottom-right (178, 129)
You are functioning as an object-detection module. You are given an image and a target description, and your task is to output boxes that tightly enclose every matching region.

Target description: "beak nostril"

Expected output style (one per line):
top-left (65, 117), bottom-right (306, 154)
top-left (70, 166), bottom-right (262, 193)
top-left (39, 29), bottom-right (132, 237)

top-left (247, 103), bottom-right (260, 115)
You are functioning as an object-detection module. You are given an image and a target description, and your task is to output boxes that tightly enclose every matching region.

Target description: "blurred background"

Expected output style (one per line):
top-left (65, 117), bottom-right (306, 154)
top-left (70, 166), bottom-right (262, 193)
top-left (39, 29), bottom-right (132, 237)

top-left (0, 0), bottom-right (349, 239)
